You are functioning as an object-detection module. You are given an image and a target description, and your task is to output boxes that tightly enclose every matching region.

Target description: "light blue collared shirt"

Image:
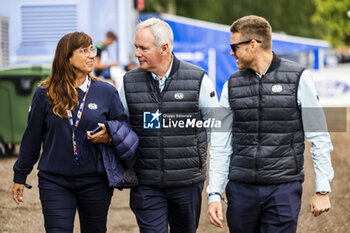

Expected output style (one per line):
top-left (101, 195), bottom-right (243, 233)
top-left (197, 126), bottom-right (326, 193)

top-left (207, 69), bottom-right (334, 203)
top-left (150, 57), bottom-right (173, 92)
top-left (119, 57), bottom-right (219, 125)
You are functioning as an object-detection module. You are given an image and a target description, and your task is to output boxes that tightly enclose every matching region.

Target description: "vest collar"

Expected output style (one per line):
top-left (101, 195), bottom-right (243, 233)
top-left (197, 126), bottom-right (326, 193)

top-left (143, 53), bottom-right (180, 79)
top-left (168, 53), bottom-right (181, 77)
top-left (247, 51), bottom-right (281, 76)
top-left (265, 52), bottom-right (281, 74)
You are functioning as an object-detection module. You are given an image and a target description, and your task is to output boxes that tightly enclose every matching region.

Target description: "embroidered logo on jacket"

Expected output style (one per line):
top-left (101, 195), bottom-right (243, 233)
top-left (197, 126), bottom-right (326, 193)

top-left (88, 103), bottom-right (98, 110)
top-left (272, 84), bottom-right (283, 93)
top-left (174, 92), bottom-right (184, 100)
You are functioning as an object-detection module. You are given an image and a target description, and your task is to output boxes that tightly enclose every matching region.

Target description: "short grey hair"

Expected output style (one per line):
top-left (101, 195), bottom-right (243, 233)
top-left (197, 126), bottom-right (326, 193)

top-left (137, 18), bottom-right (174, 52)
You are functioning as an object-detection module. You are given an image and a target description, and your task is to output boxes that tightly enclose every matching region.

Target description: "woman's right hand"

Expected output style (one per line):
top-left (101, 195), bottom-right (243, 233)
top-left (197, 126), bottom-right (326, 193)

top-left (12, 183), bottom-right (24, 205)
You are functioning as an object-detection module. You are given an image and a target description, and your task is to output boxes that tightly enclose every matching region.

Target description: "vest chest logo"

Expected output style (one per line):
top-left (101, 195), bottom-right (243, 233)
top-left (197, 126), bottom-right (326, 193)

top-left (174, 92), bottom-right (184, 100)
top-left (88, 103), bottom-right (98, 110)
top-left (272, 84), bottom-right (283, 93)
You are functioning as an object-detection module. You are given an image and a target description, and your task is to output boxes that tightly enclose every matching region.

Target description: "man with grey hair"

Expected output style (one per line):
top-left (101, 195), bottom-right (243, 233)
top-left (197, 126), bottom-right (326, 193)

top-left (118, 18), bottom-right (219, 232)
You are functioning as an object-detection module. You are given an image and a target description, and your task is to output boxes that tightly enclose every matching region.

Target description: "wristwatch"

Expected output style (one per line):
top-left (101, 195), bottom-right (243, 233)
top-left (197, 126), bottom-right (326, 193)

top-left (208, 192), bottom-right (228, 204)
top-left (317, 191), bottom-right (328, 195)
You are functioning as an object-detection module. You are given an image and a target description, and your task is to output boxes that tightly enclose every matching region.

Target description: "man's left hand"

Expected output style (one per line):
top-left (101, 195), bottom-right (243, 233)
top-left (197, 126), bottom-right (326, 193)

top-left (310, 193), bottom-right (331, 217)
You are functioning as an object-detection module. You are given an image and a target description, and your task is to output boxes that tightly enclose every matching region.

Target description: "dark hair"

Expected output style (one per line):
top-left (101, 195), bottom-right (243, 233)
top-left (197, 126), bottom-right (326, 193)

top-left (41, 32), bottom-right (99, 118)
top-left (230, 15), bottom-right (272, 50)
top-left (106, 30), bottom-right (117, 40)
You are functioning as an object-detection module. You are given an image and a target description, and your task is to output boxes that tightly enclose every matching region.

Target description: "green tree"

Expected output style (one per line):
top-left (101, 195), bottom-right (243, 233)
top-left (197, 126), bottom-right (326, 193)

top-left (312, 0), bottom-right (350, 46)
top-left (142, 0), bottom-right (326, 41)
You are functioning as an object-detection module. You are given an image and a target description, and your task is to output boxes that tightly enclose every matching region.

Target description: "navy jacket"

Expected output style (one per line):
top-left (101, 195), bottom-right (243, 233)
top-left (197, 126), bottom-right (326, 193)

top-left (101, 120), bottom-right (139, 188)
top-left (13, 80), bottom-right (130, 184)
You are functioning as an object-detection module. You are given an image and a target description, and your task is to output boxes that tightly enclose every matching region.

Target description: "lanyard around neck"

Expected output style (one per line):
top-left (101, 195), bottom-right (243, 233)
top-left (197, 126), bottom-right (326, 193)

top-left (67, 78), bottom-right (91, 164)
top-left (67, 78), bottom-right (91, 131)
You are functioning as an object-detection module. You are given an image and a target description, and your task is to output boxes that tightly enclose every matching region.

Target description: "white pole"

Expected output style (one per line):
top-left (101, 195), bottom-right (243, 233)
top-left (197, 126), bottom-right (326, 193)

top-left (116, 0), bottom-right (134, 66)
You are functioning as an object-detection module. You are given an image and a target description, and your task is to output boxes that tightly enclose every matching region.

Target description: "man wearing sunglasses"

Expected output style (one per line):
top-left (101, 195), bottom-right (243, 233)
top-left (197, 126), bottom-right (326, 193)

top-left (207, 15), bottom-right (334, 233)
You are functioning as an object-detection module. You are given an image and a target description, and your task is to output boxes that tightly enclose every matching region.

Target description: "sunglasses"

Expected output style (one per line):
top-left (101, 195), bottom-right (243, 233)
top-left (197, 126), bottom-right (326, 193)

top-left (230, 39), bottom-right (262, 53)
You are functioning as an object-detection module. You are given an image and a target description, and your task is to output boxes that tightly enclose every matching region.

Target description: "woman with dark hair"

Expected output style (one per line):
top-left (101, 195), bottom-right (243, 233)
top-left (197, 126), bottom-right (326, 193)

top-left (11, 32), bottom-right (138, 233)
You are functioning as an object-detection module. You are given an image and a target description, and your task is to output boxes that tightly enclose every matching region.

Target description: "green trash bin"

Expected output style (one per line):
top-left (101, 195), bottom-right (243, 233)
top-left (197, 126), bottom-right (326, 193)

top-left (0, 65), bottom-right (51, 156)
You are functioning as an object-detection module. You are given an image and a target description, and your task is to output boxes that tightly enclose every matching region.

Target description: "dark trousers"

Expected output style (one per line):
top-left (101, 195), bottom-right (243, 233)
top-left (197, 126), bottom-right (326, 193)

top-left (38, 171), bottom-right (114, 233)
top-left (226, 181), bottom-right (302, 233)
top-left (130, 182), bottom-right (204, 233)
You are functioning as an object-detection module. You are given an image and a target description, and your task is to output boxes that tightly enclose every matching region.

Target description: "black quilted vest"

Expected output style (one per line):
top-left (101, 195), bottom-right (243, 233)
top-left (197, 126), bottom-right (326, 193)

top-left (228, 53), bottom-right (305, 184)
top-left (124, 56), bottom-right (207, 187)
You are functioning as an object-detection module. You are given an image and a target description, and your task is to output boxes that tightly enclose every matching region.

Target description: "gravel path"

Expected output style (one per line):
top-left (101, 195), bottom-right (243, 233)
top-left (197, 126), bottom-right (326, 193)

top-left (1, 109), bottom-right (349, 233)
